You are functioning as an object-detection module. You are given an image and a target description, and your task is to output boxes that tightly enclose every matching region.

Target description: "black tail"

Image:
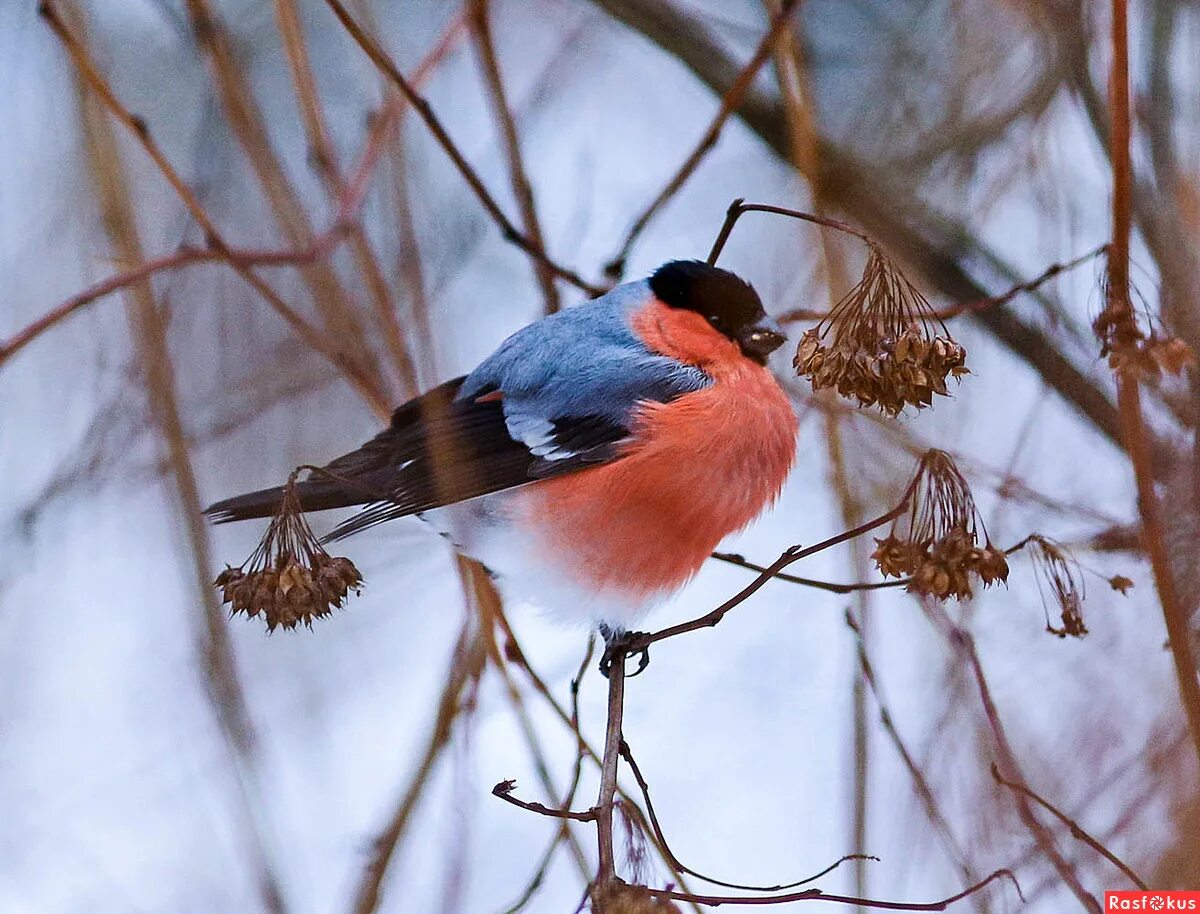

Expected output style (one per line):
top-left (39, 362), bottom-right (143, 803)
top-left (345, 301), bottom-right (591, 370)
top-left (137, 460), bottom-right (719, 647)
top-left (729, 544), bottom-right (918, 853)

top-left (204, 479), bottom-right (372, 524)
top-left (203, 375), bottom-right (470, 527)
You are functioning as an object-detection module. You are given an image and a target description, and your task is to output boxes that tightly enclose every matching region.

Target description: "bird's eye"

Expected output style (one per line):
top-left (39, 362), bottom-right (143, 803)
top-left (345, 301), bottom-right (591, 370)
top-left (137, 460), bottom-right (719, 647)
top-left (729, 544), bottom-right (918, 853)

top-left (707, 314), bottom-right (722, 327)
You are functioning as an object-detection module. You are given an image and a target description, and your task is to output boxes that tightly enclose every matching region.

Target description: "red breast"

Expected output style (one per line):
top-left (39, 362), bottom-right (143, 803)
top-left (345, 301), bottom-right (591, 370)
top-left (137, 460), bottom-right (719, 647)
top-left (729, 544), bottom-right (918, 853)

top-left (510, 296), bottom-right (798, 599)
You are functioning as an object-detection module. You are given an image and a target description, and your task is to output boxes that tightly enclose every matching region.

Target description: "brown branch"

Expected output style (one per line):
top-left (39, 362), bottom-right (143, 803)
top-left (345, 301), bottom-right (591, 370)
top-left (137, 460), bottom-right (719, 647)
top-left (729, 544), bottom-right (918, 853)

top-left (491, 780), bottom-right (597, 822)
top-left (491, 609), bottom-right (703, 912)
top-left (594, 648), bottom-right (627, 892)
top-left (845, 612), bottom-right (983, 896)
top-left (778, 246), bottom-right (1108, 323)
top-left (350, 617), bottom-right (488, 914)
top-left (645, 867), bottom-right (1022, 909)
top-left (604, 0), bottom-right (802, 279)
top-left (707, 199), bottom-right (871, 266)
top-left (620, 739), bottom-right (875, 892)
top-left (499, 638), bottom-right (596, 914)
top-left (321, 0), bottom-right (605, 296)
top-left (272, 0), bottom-right (418, 395)
top-left (712, 552), bottom-right (905, 594)
top-left (1105, 0), bottom-right (1200, 769)
top-left (69, 23), bottom-right (288, 909)
top-left (470, 0), bottom-right (560, 313)
top-left (946, 624), bottom-right (1101, 914)
top-left (717, 534), bottom-right (1043, 596)
top-left (989, 765), bottom-right (1147, 890)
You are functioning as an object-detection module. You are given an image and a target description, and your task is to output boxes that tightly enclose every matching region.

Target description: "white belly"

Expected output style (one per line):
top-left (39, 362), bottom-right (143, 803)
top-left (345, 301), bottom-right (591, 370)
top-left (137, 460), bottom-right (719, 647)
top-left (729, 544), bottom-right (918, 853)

top-left (422, 493), bottom-right (661, 630)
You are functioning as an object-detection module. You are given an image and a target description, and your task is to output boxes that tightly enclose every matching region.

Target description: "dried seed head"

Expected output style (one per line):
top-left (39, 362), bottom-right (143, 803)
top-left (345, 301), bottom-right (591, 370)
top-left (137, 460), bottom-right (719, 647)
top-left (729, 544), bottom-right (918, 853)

top-left (214, 471), bottom-right (363, 632)
top-left (592, 881), bottom-right (682, 914)
top-left (1026, 536), bottom-right (1087, 638)
top-left (794, 243), bottom-right (968, 415)
top-left (1096, 260), bottom-right (1194, 380)
top-left (872, 450), bottom-right (1008, 601)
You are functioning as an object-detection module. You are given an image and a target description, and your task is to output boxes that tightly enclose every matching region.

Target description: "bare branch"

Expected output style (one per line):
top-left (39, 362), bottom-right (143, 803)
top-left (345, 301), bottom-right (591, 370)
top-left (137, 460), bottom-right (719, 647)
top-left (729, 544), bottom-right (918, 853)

top-left (989, 765), bottom-right (1148, 891)
top-left (321, 0), bottom-right (605, 296)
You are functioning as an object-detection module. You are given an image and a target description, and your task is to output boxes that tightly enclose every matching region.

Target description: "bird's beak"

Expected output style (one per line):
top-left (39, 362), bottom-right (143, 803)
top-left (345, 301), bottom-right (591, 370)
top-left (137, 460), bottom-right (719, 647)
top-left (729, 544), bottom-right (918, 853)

top-left (738, 317), bottom-right (787, 364)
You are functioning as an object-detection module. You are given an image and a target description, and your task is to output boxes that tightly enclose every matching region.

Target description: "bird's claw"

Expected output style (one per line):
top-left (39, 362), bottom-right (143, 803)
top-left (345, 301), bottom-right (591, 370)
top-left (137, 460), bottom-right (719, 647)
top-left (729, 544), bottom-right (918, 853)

top-left (598, 628), bottom-right (650, 678)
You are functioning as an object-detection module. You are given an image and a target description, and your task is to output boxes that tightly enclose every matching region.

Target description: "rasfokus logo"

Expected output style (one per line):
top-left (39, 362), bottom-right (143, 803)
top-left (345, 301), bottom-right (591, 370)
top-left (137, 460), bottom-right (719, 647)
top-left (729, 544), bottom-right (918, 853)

top-left (1106, 892), bottom-right (1200, 910)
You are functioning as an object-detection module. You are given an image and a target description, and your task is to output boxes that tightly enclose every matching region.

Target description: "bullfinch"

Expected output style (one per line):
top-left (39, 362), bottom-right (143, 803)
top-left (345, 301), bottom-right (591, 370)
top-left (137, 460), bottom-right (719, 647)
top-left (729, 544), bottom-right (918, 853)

top-left (206, 261), bottom-right (798, 638)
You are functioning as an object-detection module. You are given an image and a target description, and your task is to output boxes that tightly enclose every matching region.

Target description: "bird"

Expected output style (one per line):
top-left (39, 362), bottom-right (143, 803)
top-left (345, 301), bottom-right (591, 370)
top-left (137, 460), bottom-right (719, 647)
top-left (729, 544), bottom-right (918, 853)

top-left (205, 260), bottom-right (798, 661)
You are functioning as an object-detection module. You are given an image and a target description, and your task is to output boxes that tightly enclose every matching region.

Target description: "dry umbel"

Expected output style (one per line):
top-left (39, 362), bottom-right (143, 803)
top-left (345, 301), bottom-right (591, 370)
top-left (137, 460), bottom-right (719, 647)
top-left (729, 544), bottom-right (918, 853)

top-left (1095, 263), bottom-right (1196, 380)
top-left (872, 450), bottom-right (1008, 600)
top-left (1024, 535), bottom-right (1087, 638)
top-left (214, 470), bottom-right (363, 631)
top-left (794, 243), bottom-right (967, 415)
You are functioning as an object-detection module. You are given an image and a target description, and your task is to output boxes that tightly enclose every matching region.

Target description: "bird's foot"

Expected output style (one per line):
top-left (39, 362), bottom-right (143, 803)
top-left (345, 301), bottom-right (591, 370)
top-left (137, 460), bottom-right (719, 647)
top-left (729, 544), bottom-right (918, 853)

top-left (598, 625), bottom-right (650, 678)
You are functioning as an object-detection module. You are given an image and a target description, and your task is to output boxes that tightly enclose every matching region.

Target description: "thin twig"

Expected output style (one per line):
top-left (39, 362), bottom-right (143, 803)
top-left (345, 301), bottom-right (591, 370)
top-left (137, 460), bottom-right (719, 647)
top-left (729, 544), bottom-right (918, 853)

top-left (321, 0), bottom-right (604, 296)
top-left (945, 623), bottom-right (1101, 914)
top-left (491, 781), bottom-right (597, 822)
top-left (621, 739), bottom-right (875, 892)
top-left (778, 246), bottom-right (1108, 323)
top-left (604, 0), bottom-right (802, 279)
top-left (350, 617), bottom-right (489, 914)
top-left (645, 867), bottom-right (1022, 910)
top-left (845, 613), bottom-right (983, 895)
top-left (712, 552), bottom-right (905, 594)
top-left (989, 764), bottom-right (1147, 890)
top-left (470, 0), bottom-right (560, 313)
top-left (70, 26), bottom-right (288, 910)
top-left (708, 199), bottom-right (871, 266)
top-left (633, 471), bottom-right (921, 650)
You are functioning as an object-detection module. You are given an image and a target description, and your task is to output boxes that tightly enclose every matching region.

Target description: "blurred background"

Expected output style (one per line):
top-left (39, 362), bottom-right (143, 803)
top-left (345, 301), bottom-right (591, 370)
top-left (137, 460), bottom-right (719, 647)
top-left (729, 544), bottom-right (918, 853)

top-left (2, 0), bottom-right (1198, 911)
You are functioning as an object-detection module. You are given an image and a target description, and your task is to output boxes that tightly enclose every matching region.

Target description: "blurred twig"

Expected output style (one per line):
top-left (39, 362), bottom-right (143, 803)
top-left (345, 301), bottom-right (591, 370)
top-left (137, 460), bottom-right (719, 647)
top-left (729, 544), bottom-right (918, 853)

top-left (183, 0), bottom-right (377, 362)
top-left (603, 0), bottom-right (801, 280)
top-left (272, 0), bottom-right (418, 395)
top-left (989, 764), bottom-right (1147, 890)
top-left (620, 738), bottom-right (876, 892)
top-left (1104, 0), bottom-right (1200, 768)
top-left (845, 612), bottom-right (984, 897)
top-left (469, 0), bottom-right (560, 313)
top-left (499, 638), bottom-right (595, 914)
top-left (943, 622), bottom-right (1101, 914)
top-left (321, 0), bottom-right (605, 296)
top-left (70, 10), bottom-right (288, 909)
top-left (349, 614), bottom-right (489, 914)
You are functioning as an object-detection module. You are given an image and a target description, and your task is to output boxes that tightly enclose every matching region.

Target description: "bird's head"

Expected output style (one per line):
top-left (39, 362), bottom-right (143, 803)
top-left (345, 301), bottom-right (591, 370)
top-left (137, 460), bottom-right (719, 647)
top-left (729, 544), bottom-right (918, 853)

top-left (647, 260), bottom-right (786, 365)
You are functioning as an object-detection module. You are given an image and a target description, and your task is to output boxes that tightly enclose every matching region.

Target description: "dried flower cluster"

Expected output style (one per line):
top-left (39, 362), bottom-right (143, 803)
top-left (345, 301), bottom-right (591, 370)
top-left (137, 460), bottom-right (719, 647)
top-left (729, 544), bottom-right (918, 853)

top-left (872, 450), bottom-right (1008, 600)
top-left (794, 243), bottom-right (967, 415)
top-left (1104, 331), bottom-right (1196, 379)
top-left (214, 472), bottom-right (363, 631)
top-left (1095, 265), bottom-right (1195, 380)
top-left (1025, 536), bottom-right (1087, 638)
top-left (592, 881), bottom-right (682, 914)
